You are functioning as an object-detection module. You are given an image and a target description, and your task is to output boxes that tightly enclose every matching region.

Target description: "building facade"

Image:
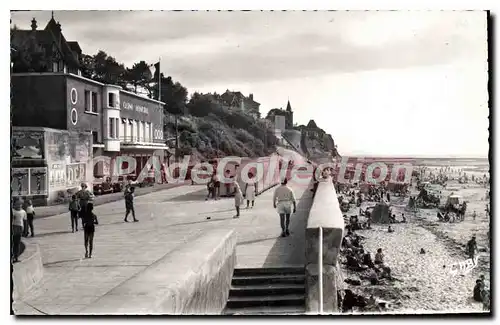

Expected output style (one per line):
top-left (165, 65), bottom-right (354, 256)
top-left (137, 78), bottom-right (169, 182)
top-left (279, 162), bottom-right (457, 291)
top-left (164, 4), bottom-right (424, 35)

top-left (11, 72), bottom-right (167, 205)
top-left (219, 90), bottom-right (261, 119)
top-left (265, 100), bottom-right (294, 130)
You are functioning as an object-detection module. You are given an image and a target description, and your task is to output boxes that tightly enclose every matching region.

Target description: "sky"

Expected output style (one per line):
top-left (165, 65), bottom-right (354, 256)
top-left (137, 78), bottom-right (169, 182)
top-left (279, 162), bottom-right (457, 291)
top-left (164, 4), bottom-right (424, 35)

top-left (10, 10), bottom-right (489, 157)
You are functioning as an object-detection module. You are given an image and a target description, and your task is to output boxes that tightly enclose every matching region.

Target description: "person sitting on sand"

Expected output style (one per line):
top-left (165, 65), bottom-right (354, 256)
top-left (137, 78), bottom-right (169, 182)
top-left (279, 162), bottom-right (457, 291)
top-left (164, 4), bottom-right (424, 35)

top-left (363, 253), bottom-right (375, 269)
top-left (388, 225), bottom-right (394, 233)
top-left (473, 279), bottom-right (484, 302)
top-left (367, 268), bottom-right (379, 285)
top-left (375, 248), bottom-right (384, 265)
top-left (402, 214), bottom-right (407, 223)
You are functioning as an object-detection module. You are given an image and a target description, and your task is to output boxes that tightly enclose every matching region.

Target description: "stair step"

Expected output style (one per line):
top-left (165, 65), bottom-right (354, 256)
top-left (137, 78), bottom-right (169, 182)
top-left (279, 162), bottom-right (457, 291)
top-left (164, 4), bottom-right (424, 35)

top-left (233, 267), bottom-right (304, 276)
top-left (224, 306), bottom-right (306, 315)
top-left (231, 274), bottom-right (305, 286)
top-left (230, 283), bottom-right (305, 297)
top-left (226, 294), bottom-right (305, 309)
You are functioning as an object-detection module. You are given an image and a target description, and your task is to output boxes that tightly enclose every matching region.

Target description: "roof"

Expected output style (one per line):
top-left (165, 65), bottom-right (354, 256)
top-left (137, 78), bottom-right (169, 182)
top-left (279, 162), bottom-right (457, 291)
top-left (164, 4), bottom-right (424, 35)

top-left (306, 119), bottom-right (318, 128)
top-left (11, 18), bottom-right (81, 69)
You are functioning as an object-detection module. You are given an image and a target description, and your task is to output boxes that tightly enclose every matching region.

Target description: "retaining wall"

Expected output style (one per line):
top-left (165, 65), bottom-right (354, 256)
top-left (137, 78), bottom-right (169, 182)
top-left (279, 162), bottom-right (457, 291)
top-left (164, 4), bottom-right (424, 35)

top-left (305, 176), bottom-right (345, 313)
top-left (81, 229), bottom-right (237, 315)
top-left (13, 243), bottom-right (44, 301)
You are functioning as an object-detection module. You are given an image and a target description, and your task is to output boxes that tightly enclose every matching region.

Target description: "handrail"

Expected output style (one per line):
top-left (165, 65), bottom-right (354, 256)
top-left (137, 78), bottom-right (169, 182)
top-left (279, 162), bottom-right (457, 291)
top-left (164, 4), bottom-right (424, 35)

top-left (318, 226), bottom-right (323, 314)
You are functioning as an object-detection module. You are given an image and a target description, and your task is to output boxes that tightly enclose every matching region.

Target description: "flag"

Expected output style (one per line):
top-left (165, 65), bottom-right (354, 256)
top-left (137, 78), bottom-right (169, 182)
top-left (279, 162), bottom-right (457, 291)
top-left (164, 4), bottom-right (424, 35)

top-left (149, 60), bottom-right (161, 101)
top-left (149, 61), bottom-right (160, 80)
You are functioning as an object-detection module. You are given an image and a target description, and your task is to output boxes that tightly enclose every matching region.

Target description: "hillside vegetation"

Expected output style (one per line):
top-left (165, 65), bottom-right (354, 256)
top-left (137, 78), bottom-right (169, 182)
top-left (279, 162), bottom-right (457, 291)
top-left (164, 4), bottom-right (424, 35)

top-left (166, 92), bottom-right (278, 160)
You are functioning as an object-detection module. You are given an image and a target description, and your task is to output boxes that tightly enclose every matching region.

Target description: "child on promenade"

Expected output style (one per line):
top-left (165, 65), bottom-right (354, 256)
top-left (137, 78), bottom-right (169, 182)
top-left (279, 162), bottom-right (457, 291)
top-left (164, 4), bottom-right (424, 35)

top-left (233, 181), bottom-right (243, 218)
top-left (25, 200), bottom-right (35, 237)
top-left (124, 187), bottom-right (138, 222)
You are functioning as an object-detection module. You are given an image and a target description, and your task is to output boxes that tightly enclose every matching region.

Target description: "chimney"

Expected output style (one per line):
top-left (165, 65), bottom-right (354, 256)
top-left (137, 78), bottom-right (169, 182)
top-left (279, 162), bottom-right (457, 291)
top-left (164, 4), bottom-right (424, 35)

top-left (31, 18), bottom-right (37, 31)
top-left (249, 93), bottom-right (253, 100)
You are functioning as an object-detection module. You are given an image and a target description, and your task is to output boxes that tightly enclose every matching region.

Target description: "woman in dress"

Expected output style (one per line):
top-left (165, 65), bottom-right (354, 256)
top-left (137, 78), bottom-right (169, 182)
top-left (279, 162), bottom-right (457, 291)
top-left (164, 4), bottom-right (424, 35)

top-left (233, 181), bottom-right (243, 218)
top-left (245, 173), bottom-right (257, 209)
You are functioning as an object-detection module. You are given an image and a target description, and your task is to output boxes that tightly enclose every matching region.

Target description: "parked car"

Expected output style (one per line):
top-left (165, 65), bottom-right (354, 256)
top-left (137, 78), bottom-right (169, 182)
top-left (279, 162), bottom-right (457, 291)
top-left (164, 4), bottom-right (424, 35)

top-left (93, 177), bottom-right (114, 195)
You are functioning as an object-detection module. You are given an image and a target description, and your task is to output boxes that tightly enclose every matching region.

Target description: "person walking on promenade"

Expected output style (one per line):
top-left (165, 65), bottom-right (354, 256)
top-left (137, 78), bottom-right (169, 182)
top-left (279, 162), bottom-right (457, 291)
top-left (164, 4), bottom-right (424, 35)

top-left (206, 178), bottom-right (215, 200)
top-left (233, 181), bottom-right (243, 218)
top-left (21, 201), bottom-right (29, 238)
top-left (81, 203), bottom-right (97, 258)
top-left (245, 173), bottom-right (257, 209)
top-left (25, 200), bottom-right (36, 237)
top-left (12, 200), bottom-right (25, 263)
top-left (69, 195), bottom-right (81, 233)
top-left (213, 173), bottom-right (221, 200)
top-left (273, 178), bottom-right (297, 237)
top-left (77, 183), bottom-right (95, 228)
top-left (124, 187), bottom-right (138, 222)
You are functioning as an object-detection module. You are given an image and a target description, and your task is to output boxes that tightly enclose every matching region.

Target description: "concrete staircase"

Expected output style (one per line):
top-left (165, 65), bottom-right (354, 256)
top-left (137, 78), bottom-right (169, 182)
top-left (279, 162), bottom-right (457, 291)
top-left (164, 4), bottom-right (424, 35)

top-left (223, 267), bottom-right (306, 315)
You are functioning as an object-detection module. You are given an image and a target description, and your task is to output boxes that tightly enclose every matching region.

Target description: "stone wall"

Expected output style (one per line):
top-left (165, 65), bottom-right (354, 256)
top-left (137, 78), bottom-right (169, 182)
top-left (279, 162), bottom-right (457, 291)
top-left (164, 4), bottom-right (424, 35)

top-left (81, 229), bottom-right (237, 315)
top-left (13, 243), bottom-right (44, 301)
top-left (305, 176), bottom-right (345, 313)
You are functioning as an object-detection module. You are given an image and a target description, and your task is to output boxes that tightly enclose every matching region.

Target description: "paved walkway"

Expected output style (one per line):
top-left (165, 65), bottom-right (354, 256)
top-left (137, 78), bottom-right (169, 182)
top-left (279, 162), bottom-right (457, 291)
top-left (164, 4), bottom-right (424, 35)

top-left (13, 181), bottom-right (313, 315)
top-left (34, 181), bottom-right (190, 218)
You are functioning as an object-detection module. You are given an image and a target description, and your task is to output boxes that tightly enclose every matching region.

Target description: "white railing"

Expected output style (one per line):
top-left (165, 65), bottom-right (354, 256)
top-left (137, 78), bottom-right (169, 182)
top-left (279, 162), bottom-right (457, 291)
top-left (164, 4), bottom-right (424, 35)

top-left (318, 226), bottom-right (324, 314)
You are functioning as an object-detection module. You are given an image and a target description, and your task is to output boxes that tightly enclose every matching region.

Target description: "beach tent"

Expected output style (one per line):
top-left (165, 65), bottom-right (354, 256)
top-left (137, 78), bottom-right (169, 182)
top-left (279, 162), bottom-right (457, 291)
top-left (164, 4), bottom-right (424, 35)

top-left (370, 202), bottom-right (391, 224)
top-left (446, 194), bottom-right (462, 206)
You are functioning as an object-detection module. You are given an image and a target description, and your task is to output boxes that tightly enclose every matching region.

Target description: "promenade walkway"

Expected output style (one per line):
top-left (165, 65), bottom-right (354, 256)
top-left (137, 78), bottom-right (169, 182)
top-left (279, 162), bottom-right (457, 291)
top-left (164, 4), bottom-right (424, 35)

top-left (13, 181), bottom-right (314, 315)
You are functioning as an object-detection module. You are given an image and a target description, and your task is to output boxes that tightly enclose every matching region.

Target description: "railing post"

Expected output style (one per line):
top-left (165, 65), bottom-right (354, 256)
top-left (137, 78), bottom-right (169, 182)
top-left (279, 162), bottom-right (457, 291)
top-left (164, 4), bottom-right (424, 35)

top-left (318, 226), bottom-right (323, 314)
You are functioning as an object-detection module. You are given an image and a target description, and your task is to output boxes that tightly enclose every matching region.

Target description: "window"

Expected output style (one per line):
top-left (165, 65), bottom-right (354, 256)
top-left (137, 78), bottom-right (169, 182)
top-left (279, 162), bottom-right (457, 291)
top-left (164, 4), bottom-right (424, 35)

top-left (109, 118), bottom-right (115, 139)
top-left (91, 92), bottom-right (98, 113)
top-left (85, 91), bottom-right (98, 113)
top-left (136, 121), bottom-right (141, 142)
top-left (142, 121), bottom-right (146, 142)
top-left (115, 118), bottom-right (119, 139)
top-left (91, 131), bottom-right (99, 144)
top-left (84, 90), bottom-right (90, 111)
top-left (108, 93), bottom-right (115, 108)
top-left (129, 120), bottom-right (134, 142)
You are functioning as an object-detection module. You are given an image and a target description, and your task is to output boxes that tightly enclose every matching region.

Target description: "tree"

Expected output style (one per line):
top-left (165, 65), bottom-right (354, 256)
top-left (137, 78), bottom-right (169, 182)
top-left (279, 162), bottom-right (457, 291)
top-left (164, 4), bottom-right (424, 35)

top-left (79, 54), bottom-right (94, 79)
top-left (125, 61), bottom-right (152, 94)
top-left (153, 74), bottom-right (188, 115)
top-left (91, 50), bottom-right (127, 87)
top-left (187, 92), bottom-right (218, 117)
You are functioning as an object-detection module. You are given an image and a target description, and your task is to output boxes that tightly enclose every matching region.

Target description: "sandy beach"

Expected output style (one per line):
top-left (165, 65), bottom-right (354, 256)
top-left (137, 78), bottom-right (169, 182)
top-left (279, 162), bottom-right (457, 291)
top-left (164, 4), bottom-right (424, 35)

top-left (340, 159), bottom-right (490, 313)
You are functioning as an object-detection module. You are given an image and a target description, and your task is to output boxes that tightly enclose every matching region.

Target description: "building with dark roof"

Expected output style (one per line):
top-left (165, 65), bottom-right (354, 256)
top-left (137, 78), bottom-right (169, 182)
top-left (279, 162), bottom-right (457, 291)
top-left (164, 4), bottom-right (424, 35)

top-left (11, 15), bottom-right (82, 75)
top-left (219, 90), bottom-right (261, 119)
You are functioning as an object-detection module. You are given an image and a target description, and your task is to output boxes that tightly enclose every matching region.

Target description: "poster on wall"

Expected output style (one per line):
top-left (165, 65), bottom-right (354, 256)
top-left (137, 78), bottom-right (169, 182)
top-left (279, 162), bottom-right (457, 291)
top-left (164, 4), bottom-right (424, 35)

top-left (67, 163), bottom-right (87, 187)
top-left (30, 167), bottom-right (48, 195)
top-left (11, 131), bottom-right (44, 160)
top-left (49, 163), bottom-right (67, 189)
top-left (11, 168), bottom-right (30, 196)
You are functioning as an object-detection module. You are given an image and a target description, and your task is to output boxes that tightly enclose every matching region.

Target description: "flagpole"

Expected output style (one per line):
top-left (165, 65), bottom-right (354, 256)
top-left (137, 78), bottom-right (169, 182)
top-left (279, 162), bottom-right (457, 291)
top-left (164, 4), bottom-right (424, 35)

top-left (158, 57), bottom-right (161, 102)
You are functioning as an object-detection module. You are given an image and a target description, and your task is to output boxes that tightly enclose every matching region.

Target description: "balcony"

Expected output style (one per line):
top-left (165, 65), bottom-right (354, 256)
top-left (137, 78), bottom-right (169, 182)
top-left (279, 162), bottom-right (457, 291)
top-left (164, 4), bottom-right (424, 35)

top-left (119, 136), bottom-right (167, 148)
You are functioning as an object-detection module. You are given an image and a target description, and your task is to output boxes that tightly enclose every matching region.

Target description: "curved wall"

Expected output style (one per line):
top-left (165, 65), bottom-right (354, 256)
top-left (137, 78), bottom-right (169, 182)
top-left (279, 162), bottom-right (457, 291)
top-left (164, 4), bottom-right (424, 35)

top-left (305, 177), bottom-right (345, 314)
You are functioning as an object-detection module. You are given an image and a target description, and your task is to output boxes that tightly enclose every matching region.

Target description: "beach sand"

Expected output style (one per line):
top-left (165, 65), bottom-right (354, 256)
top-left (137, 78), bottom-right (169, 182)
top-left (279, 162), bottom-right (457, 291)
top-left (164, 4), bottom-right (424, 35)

top-left (340, 160), bottom-right (490, 314)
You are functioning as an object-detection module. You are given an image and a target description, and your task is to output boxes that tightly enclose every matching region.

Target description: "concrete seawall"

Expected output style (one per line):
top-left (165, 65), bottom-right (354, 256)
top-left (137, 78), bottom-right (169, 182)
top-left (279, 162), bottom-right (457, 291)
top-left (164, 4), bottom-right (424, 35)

top-left (305, 177), bottom-right (345, 313)
top-left (13, 243), bottom-right (44, 301)
top-left (80, 229), bottom-right (237, 315)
